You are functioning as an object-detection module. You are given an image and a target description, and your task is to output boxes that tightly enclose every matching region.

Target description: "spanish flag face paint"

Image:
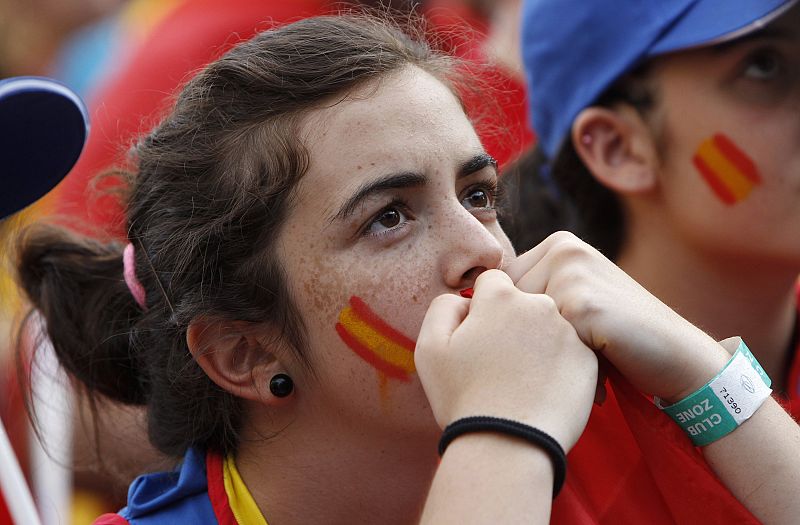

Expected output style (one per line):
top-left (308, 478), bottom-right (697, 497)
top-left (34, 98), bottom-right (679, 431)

top-left (336, 296), bottom-right (416, 382)
top-left (692, 133), bottom-right (762, 205)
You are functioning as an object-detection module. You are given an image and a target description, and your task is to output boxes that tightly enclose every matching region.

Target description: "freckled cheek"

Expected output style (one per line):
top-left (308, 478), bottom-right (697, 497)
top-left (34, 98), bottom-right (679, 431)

top-left (363, 282), bottom-right (433, 337)
top-left (295, 257), bottom-right (352, 329)
top-left (325, 261), bottom-right (439, 345)
top-left (350, 269), bottom-right (434, 334)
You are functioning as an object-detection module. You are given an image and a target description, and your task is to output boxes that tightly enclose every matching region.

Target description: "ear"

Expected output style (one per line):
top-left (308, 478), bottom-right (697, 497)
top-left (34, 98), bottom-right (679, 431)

top-left (186, 318), bottom-right (292, 405)
top-left (571, 106), bottom-right (659, 195)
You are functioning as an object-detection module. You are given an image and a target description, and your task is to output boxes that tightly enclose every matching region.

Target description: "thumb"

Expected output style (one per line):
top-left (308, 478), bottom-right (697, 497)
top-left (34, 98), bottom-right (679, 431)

top-left (416, 294), bottom-right (470, 356)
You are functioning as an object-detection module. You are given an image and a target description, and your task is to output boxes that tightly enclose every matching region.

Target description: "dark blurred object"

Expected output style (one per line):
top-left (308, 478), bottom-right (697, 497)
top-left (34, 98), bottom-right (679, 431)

top-left (0, 74), bottom-right (88, 525)
top-left (0, 76), bottom-right (88, 220)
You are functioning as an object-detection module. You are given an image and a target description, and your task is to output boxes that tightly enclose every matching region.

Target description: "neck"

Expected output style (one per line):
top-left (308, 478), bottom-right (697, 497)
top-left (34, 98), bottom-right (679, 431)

top-left (617, 220), bottom-right (797, 392)
top-left (235, 405), bottom-right (439, 525)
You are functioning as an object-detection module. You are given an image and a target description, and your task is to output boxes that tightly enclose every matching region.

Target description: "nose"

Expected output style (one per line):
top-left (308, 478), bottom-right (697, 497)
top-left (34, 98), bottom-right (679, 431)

top-left (438, 205), bottom-right (505, 290)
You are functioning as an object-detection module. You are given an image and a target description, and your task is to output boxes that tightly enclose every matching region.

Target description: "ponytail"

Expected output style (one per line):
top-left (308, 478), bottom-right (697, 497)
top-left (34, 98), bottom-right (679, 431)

top-left (17, 225), bottom-right (147, 405)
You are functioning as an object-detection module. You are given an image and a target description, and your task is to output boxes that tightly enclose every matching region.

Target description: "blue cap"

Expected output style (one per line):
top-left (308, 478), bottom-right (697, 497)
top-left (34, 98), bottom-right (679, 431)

top-left (522, 0), bottom-right (797, 158)
top-left (0, 76), bottom-right (89, 219)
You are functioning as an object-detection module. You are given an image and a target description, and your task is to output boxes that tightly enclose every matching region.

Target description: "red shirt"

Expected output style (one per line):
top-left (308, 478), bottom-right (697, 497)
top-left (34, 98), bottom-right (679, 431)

top-left (784, 284), bottom-right (800, 414)
top-left (552, 293), bottom-right (800, 524)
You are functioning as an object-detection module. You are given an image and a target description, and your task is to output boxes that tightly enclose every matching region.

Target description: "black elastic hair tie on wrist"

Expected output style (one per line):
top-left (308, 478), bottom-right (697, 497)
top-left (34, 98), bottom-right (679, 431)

top-left (438, 416), bottom-right (567, 497)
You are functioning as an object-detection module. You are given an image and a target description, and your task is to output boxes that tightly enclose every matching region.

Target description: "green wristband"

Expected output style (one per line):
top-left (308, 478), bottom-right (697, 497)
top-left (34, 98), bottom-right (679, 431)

top-left (656, 338), bottom-right (772, 447)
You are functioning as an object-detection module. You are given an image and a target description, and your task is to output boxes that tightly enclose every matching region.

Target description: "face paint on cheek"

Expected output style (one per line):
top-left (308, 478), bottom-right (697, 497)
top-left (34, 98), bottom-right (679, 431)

top-left (335, 296), bottom-right (416, 382)
top-left (692, 133), bottom-right (762, 205)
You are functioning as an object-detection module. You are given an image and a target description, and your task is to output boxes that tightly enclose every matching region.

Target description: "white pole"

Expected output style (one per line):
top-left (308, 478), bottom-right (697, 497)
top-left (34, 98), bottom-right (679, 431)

top-left (29, 334), bottom-right (73, 525)
top-left (0, 418), bottom-right (42, 525)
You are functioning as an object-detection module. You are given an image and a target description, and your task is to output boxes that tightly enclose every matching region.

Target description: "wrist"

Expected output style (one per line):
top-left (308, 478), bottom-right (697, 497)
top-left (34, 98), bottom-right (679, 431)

top-left (658, 334), bottom-right (732, 404)
top-left (439, 416), bottom-right (568, 496)
top-left (446, 401), bottom-right (561, 441)
top-left (443, 432), bottom-right (556, 486)
top-left (656, 338), bottom-right (772, 447)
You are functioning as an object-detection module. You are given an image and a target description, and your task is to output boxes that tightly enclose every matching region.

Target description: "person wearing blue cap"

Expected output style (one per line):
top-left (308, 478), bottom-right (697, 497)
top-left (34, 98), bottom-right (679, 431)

top-left (507, 0), bottom-right (800, 522)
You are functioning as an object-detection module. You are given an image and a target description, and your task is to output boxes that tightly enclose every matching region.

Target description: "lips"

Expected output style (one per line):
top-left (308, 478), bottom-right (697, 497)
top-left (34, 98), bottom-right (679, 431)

top-left (459, 288), bottom-right (474, 298)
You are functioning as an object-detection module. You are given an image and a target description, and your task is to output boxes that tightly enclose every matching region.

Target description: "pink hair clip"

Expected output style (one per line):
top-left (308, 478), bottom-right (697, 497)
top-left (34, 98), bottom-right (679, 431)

top-left (123, 243), bottom-right (147, 311)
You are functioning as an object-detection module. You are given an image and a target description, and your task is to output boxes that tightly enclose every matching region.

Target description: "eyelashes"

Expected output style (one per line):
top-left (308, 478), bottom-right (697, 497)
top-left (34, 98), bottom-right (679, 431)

top-left (728, 44), bottom-right (797, 104)
top-left (463, 178), bottom-right (503, 210)
top-left (362, 199), bottom-right (413, 238)
top-left (359, 177), bottom-right (502, 240)
top-left (740, 47), bottom-right (784, 82)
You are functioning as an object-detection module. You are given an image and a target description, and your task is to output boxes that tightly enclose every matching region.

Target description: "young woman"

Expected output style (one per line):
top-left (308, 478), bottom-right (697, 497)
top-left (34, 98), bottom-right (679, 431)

top-left (508, 0), bottom-right (800, 522)
top-left (15, 12), bottom-right (800, 524)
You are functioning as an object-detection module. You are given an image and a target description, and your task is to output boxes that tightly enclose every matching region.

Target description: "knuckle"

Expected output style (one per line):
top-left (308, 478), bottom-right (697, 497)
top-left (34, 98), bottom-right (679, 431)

top-left (555, 241), bottom-right (590, 261)
top-left (532, 292), bottom-right (558, 310)
top-left (548, 232), bottom-right (595, 262)
top-left (524, 293), bottom-right (559, 317)
top-left (561, 292), bottom-right (599, 322)
top-left (475, 267), bottom-right (502, 283)
top-left (491, 285), bottom-right (517, 303)
top-left (431, 293), bottom-right (458, 309)
top-left (475, 269), bottom-right (514, 299)
top-left (549, 230), bottom-right (578, 243)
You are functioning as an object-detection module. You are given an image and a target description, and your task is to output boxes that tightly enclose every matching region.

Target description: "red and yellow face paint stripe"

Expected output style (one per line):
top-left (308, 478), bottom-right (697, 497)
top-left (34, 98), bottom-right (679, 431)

top-left (692, 133), bottom-right (761, 205)
top-left (336, 296), bottom-right (416, 382)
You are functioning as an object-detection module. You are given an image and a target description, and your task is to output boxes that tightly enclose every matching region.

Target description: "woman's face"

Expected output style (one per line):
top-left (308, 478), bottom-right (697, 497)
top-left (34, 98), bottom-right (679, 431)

top-left (650, 5), bottom-right (800, 266)
top-left (276, 66), bottom-right (515, 441)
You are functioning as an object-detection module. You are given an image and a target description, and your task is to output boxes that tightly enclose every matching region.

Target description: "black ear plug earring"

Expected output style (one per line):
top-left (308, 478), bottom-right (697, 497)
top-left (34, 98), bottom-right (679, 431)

top-left (269, 374), bottom-right (294, 398)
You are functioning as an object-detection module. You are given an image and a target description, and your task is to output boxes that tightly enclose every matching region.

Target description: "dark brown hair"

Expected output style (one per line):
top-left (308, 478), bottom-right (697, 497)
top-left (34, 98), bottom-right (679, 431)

top-left (17, 14), bottom-right (458, 457)
top-left (502, 65), bottom-right (657, 258)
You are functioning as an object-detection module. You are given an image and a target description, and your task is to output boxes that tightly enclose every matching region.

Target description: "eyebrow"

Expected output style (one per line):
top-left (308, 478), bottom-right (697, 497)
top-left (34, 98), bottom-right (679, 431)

top-left (330, 152), bottom-right (497, 223)
top-left (461, 152), bottom-right (498, 177)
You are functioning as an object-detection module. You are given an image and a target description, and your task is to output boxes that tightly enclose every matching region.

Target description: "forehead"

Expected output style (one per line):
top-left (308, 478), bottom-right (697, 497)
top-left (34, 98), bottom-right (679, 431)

top-left (295, 66), bottom-right (481, 199)
top-left (304, 66), bottom-right (476, 161)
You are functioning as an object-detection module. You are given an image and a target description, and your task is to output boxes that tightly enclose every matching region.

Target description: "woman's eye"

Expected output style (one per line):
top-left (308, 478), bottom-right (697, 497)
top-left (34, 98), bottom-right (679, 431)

top-left (365, 206), bottom-right (408, 235)
top-left (461, 187), bottom-right (494, 210)
top-left (742, 50), bottom-right (782, 81)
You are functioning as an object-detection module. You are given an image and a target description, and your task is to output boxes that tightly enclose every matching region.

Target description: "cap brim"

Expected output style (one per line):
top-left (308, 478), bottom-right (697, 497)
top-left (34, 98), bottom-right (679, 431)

top-left (650, 0), bottom-right (797, 55)
top-left (0, 77), bottom-right (89, 219)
